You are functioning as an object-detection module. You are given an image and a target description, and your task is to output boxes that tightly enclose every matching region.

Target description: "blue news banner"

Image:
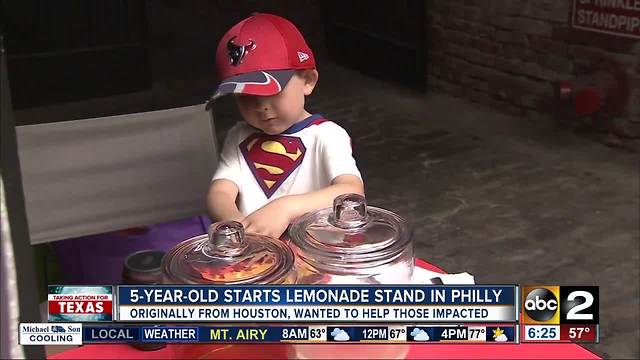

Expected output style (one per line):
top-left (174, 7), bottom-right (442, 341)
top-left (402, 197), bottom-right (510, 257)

top-left (82, 324), bottom-right (519, 344)
top-left (116, 285), bottom-right (518, 323)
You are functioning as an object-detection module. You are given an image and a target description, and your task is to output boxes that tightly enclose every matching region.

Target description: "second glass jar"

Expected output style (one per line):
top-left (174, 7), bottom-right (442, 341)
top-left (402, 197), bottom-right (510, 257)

top-left (287, 193), bottom-right (414, 359)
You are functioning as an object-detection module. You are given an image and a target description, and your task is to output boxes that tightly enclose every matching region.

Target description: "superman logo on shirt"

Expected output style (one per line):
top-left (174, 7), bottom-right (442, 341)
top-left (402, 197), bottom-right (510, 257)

top-left (239, 133), bottom-right (306, 198)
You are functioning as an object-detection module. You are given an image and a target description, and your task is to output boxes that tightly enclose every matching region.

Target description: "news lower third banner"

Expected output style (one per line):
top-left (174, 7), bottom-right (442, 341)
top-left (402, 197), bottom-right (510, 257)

top-left (116, 285), bottom-right (518, 323)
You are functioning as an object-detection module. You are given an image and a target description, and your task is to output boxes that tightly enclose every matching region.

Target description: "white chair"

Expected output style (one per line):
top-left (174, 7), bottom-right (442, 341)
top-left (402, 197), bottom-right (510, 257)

top-left (16, 104), bottom-right (218, 244)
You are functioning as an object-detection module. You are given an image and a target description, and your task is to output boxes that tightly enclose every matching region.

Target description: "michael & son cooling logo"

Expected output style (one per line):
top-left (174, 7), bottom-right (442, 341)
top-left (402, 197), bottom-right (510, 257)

top-left (19, 323), bottom-right (83, 345)
top-left (522, 286), bottom-right (599, 325)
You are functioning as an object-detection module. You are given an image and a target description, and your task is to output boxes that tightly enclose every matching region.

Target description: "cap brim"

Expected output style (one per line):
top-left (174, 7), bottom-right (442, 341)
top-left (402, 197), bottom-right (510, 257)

top-left (206, 70), bottom-right (295, 108)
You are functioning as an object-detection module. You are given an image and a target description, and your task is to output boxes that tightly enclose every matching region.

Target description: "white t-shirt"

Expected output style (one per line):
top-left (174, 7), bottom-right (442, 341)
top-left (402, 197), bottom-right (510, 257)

top-left (212, 114), bottom-right (362, 215)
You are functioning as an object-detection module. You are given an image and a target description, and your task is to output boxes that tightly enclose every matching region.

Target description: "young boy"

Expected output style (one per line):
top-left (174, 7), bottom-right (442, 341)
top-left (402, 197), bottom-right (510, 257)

top-left (206, 13), bottom-right (364, 238)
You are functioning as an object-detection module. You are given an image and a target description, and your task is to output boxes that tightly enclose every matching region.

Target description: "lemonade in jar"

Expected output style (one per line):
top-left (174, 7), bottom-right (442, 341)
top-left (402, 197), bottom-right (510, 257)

top-left (162, 221), bottom-right (296, 358)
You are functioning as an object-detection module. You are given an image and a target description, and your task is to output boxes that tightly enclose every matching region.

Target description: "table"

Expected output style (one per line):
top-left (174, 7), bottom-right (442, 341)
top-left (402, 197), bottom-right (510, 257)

top-left (49, 259), bottom-right (601, 359)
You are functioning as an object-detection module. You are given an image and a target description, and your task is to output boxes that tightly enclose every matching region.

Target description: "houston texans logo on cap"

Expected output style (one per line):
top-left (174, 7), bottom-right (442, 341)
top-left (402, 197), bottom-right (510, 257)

top-left (210, 13), bottom-right (316, 103)
top-left (240, 134), bottom-right (306, 198)
top-left (227, 36), bottom-right (256, 66)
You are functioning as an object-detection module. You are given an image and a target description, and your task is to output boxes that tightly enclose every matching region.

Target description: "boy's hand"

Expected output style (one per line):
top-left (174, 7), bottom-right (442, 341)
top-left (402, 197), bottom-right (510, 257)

top-left (207, 179), bottom-right (243, 223)
top-left (242, 175), bottom-right (364, 238)
top-left (242, 197), bottom-right (296, 239)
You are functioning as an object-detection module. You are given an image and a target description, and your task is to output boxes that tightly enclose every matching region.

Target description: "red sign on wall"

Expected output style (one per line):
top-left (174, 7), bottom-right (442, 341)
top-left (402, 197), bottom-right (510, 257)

top-left (572, 0), bottom-right (640, 39)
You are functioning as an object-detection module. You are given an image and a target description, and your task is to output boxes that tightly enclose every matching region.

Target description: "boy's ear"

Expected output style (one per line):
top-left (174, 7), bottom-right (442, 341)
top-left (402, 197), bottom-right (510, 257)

top-left (302, 69), bottom-right (319, 96)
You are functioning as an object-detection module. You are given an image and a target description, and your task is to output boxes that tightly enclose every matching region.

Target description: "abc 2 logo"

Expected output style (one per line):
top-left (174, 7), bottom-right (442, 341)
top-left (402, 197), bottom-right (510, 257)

top-left (522, 286), bottom-right (599, 325)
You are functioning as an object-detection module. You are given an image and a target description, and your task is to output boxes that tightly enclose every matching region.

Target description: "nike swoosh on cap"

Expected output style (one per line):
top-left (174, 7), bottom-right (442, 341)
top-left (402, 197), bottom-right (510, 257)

top-left (240, 72), bottom-right (282, 95)
top-left (213, 71), bottom-right (282, 100)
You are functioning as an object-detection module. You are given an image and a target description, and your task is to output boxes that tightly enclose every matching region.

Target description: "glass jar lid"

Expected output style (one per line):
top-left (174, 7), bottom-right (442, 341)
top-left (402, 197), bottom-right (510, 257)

top-left (162, 221), bottom-right (294, 284)
top-left (288, 194), bottom-right (412, 272)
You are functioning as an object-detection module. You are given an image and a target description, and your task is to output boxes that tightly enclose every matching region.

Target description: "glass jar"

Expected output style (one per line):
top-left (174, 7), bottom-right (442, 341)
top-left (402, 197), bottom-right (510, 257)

top-left (162, 221), bottom-right (295, 285)
top-left (163, 221), bottom-right (296, 358)
top-left (122, 250), bottom-right (167, 351)
top-left (287, 194), bottom-right (414, 359)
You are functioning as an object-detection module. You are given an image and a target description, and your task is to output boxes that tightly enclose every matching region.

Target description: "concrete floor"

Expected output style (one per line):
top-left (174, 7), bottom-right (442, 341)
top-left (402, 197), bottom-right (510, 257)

top-left (15, 62), bottom-right (639, 358)
top-left (308, 66), bottom-right (639, 358)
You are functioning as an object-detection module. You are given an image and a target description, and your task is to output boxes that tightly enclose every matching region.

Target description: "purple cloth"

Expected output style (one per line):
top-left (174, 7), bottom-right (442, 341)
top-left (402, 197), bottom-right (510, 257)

top-left (51, 216), bottom-right (211, 284)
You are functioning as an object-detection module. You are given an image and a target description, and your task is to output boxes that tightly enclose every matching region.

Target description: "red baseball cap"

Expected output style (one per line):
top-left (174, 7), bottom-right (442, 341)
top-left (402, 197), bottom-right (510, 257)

top-left (208, 13), bottom-right (316, 103)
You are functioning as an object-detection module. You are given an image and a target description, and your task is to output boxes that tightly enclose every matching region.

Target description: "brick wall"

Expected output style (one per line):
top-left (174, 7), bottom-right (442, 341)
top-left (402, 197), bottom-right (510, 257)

top-left (427, 0), bottom-right (640, 149)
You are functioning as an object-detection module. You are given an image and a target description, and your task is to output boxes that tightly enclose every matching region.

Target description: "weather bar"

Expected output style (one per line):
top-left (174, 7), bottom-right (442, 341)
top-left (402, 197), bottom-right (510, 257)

top-left (80, 324), bottom-right (519, 344)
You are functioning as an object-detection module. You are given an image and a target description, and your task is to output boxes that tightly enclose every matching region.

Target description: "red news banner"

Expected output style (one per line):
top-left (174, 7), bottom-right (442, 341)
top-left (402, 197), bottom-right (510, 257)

top-left (572, 0), bottom-right (640, 39)
top-left (49, 294), bottom-right (112, 315)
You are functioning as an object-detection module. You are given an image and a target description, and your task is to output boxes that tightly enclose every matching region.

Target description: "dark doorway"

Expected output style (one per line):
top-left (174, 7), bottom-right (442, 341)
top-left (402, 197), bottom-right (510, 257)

top-left (321, 0), bottom-right (427, 90)
top-left (1, 0), bottom-right (151, 110)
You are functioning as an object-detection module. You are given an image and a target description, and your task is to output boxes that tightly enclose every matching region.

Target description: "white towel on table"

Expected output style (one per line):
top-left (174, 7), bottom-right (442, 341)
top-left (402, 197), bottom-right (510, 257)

top-left (412, 266), bottom-right (475, 284)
